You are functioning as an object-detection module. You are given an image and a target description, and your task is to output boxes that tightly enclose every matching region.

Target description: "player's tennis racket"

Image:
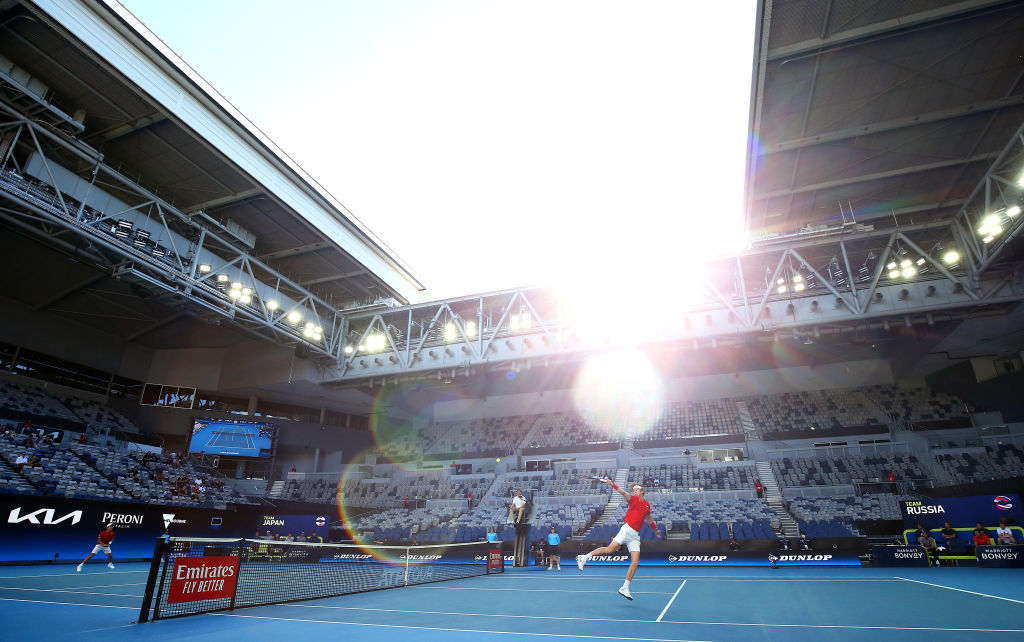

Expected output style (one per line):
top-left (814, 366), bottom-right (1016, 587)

top-left (576, 474), bottom-right (611, 483)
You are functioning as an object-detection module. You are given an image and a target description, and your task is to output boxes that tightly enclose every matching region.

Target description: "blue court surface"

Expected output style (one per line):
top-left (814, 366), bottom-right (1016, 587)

top-left (1, 563), bottom-right (1023, 641)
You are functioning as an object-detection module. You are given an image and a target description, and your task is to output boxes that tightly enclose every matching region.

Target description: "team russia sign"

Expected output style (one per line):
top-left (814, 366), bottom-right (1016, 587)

top-left (168, 556), bottom-right (239, 603)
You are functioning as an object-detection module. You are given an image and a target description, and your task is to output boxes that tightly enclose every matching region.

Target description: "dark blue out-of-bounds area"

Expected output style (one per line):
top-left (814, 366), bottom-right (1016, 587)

top-left (2, 562), bottom-right (1023, 641)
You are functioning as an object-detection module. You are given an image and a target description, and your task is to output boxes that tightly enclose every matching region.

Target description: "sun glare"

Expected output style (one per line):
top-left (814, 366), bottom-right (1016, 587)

top-left (573, 348), bottom-right (665, 439)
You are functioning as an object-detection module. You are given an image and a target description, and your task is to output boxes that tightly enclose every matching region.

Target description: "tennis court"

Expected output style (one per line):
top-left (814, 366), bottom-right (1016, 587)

top-left (205, 429), bottom-right (254, 452)
top-left (3, 562), bottom-right (1023, 641)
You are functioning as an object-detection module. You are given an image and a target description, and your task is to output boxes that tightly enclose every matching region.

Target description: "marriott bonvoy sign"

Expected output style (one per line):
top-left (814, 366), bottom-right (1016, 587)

top-left (167, 556), bottom-right (239, 603)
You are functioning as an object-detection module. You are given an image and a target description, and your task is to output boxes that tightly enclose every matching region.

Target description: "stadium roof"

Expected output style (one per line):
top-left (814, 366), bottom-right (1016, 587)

top-left (745, 0), bottom-right (1024, 242)
top-left (1, 0), bottom-right (423, 331)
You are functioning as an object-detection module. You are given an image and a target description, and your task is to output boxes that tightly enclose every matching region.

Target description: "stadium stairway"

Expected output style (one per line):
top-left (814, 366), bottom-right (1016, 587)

top-left (735, 400), bottom-right (758, 441)
top-left (756, 461), bottom-right (799, 538)
top-left (268, 480), bottom-right (286, 499)
top-left (582, 468), bottom-right (628, 538)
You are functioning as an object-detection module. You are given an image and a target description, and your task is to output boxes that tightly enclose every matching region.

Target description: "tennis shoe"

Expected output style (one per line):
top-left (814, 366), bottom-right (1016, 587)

top-left (107, 562), bottom-right (115, 569)
top-left (577, 555), bottom-right (586, 571)
top-left (76, 564), bottom-right (82, 572)
top-left (618, 586), bottom-right (633, 601)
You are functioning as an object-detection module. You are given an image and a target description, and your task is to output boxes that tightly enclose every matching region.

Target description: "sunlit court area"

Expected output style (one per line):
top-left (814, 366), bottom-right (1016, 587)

top-left (2, 1), bottom-right (1024, 640)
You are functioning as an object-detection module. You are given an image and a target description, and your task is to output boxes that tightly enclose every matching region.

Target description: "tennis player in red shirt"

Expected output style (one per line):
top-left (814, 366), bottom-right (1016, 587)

top-left (577, 480), bottom-right (660, 600)
top-left (77, 523), bottom-right (116, 572)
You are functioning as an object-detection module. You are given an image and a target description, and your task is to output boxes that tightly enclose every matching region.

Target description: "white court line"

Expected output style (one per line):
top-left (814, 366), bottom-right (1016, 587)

top-left (656, 580), bottom-right (685, 623)
top-left (0, 586), bottom-right (141, 597)
top-left (216, 612), bottom-right (1024, 636)
top-left (282, 604), bottom-right (1024, 632)
top-left (895, 576), bottom-right (1024, 605)
top-left (0, 597), bottom-right (135, 609)
top-left (498, 576), bottom-right (896, 582)
top-left (0, 570), bottom-right (146, 579)
top-left (8, 581), bottom-right (145, 590)
top-left (409, 585), bottom-right (673, 594)
top-left (657, 619), bottom-right (1024, 633)
top-left (289, 604), bottom-right (654, 624)
top-left (212, 613), bottom-right (714, 641)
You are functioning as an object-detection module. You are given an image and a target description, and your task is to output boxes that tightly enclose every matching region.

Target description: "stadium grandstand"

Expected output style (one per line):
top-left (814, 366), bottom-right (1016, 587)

top-left (0, 0), bottom-right (1023, 640)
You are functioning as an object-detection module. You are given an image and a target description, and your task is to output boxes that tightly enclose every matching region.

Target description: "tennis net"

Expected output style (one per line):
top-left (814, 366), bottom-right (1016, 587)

top-left (140, 537), bottom-right (504, 621)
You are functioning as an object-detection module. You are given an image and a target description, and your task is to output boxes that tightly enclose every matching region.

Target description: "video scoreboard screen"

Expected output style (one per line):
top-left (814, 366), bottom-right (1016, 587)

top-left (189, 418), bottom-right (275, 458)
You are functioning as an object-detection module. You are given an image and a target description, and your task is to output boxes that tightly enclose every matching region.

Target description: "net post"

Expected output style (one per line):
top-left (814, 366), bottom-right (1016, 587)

top-left (229, 538), bottom-right (243, 610)
top-left (404, 546), bottom-right (410, 586)
top-left (152, 536), bottom-right (175, 621)
top-left (137, 535), bottom-right (168, 623)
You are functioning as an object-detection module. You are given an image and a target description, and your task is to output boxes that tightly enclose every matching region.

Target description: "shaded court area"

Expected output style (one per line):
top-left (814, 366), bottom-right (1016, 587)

top-left (2, 563), bottom-right (1024, 640)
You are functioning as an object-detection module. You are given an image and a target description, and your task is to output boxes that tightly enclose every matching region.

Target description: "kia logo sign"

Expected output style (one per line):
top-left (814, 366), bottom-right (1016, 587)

top-left (8, 507), bottom-right (83, 525)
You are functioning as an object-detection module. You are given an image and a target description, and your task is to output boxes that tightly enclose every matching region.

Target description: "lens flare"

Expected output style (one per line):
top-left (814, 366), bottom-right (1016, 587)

top-left (572, 349), bottom-right (664, 439)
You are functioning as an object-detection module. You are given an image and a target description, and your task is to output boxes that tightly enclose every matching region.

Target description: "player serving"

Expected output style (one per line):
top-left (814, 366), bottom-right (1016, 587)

top-left (77, 522), bottom-right (116, 572)
top-left (577, 480), bottom-right (660, 600)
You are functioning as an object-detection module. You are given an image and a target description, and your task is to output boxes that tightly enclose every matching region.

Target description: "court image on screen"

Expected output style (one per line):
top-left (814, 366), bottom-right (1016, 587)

top-left (189, 418), bottom-right (275, 458)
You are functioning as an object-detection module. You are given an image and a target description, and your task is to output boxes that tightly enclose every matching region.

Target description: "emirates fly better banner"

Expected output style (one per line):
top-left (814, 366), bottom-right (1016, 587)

top-left (167, 556), bottom-right (240, 603)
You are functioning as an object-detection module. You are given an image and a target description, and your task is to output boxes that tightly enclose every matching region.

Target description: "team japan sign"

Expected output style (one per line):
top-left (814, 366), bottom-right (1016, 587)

top-left (167, 556), bottom-right (239, 603)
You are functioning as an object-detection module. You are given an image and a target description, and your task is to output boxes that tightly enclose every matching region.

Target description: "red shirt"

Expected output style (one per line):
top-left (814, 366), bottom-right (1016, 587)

top-left (974, 532), bottom-right (990, 546)
top-left (97, 530), bottom-right (115, 546)
top-left (623, 495), bottom-right (652, 532)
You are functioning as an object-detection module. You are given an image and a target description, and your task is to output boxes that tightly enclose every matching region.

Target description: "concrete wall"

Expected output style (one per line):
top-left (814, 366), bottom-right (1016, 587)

top-left (0, 294), bottom-right (152, 378)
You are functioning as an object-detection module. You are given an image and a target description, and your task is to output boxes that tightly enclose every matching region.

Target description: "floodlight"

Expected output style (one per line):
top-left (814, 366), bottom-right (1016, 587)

top-left (228, 289), bottom-right (241, 300)
top-left (266, 300), bottom-right (279, 311)
top-left (902, 266), bottom-right (917, 278)
top-left (887, 261), bottom-right (897, 270)
top-left (915, 258), bottom-right (926, 266)
top-left (792, 274), bottom-right (803, 283)
top-left (305, 322), bottom-right (315, 330)
top-left (466, 320), bottom-right (477, 338)
top-left (900, 259), bottom-right (911, 269)
top-left (1008, 205), bottom-right (1021, 217)
top-left (303, 327), bottom-right (315, 338)
top-left (198, 264), bottom-right (212, 273)
top-left (241, 287), bottom-right (253, 296)
top-left (510, 315), bottom-right (520, 330)
top-left (983, 234), bottom-right (995, 243)
top-left (776, 278), bottom-right (785, 285)
top-left (344, 345), bottom-right (354, 355)
top-left (943, 250), bottom-right (960, 264)
top-left (239, 295), bottom-right (252, 304)
top-left (287, 310), bottom-right (302, 324)
top-left (315, 326), bottom-right (323, 333)
top-left (777, 285), bottom-right (786, 294)
top-left (794, 283), bottom-right (805, 292)
top-left (888, 269), bottom-right (900, 279)
top-left (520, 313), bottom-right (531, 329)
top-left (444, 322), bottom-right (457, 342)
top-left (216, 274), bottom-right (229, 283)
top-left (357, 344), bottom-right (366, 352)
top-left (979, 215), bottom-right (1000, 233)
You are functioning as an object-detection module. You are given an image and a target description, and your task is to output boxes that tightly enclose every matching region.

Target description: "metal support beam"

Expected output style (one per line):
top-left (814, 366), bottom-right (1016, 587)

top-left (124, 312), bottom-right (186, 341)
top-left (32, 272), bottom-right (106, 311)
top-left (763, 95), bottom-right (1024, 155)
top-left (754, 154), bottom-right (999, 200)
top-left (766, 0), bottom-right (1017, 61)
top-left (184, 188), bottom-right (262, 213)
top-left (260, 241), bottom-right (333, 262)
top-left (301, 270), bottom-right (367, 287)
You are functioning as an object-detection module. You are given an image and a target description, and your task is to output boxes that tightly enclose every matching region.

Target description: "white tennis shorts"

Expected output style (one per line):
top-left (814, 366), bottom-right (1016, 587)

top-left (612, 524), bottom-right (641, 553)
top-left (91, 544), bottom-right (112, 555)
